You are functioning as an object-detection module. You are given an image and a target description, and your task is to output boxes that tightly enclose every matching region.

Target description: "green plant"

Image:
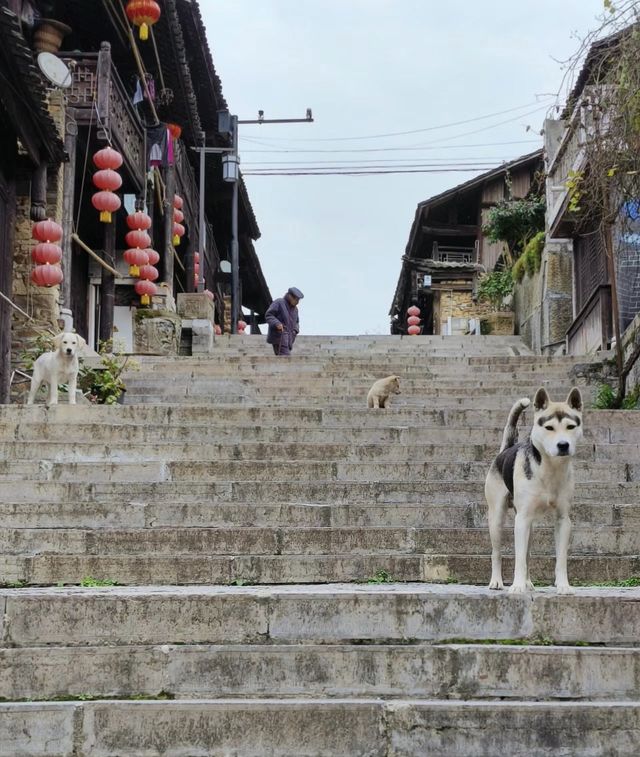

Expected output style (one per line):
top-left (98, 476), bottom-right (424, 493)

top-left (367, 569), bottom-right (393, 584)
top-left (80, 576), bottom-right (117, 587)
top-left (78, 340), bottom-right (137, 405)
top-left (482, 197), bottom-right (546, 263)
top-left (524, 231), bottom-right (545, 276)
top-left (477, 270), bottom-right (514, 311)
top-left (511, 255), bottom-right (526, 283)
top-left (594, 382), bottom-right (640, 409)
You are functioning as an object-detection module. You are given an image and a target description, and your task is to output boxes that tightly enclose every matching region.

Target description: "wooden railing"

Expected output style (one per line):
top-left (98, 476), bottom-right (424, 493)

top-left (431, 242), bottom-right (477, 263)
top-left (62, 45), bottom-right (146, 192)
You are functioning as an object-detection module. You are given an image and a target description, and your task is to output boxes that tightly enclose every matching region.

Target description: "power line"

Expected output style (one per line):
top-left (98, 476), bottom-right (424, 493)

top-left (240, 138), bottom-right (541, 155)
top-left (236, 98), bottom-right (554, 142)
top-left (243, 155), bottom-right (526, 165)
top-left (242, 167), bottom-right (495, 176)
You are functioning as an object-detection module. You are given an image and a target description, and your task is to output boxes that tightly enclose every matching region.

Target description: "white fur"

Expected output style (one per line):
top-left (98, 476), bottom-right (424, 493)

top-left (485, 387), bottom-right (583, 596)
top-left (27, 332), bottom-right (86, 405)
top-left (367, 375), bottom-right (401, 409)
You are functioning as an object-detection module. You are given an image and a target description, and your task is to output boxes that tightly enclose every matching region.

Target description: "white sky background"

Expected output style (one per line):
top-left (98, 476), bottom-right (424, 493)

top-left (201, 0), bottom-right (605, 334)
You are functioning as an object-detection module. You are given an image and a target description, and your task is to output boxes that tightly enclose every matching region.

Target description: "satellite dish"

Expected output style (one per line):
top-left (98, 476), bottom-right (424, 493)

top-left (37, 52), bottom-right (72, 89)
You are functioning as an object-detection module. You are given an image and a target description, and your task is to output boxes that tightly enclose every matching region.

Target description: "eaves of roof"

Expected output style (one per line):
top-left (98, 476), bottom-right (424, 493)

top-left (0, 7), bottom-right (65, 164)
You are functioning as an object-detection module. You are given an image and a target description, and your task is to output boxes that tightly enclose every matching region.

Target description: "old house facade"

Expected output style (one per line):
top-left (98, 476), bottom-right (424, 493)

top-left (390, 151), bottom-right (543, 336)
top-left (1, 0), bottom-right (271, 403)
top-left (544, 28), bottom-right (640, 363)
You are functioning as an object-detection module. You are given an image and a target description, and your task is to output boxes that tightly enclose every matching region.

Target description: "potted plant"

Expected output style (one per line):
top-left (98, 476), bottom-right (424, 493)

top-left (78, 340), bottom-right (137, 405)
top-left (477, 270), bottom-right (515, 335)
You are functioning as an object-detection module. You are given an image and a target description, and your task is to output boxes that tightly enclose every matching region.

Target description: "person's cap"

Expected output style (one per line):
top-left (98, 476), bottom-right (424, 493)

top-left (287, 287), bottom-right (304, 300)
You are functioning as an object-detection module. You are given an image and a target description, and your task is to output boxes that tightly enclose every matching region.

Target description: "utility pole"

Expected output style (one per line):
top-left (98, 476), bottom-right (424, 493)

top-left (193, 109), bottom-right (313, 334)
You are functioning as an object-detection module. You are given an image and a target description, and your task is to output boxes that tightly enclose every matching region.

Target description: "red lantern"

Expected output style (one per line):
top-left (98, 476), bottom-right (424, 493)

top-left (214, 324), bottom-right (222, 335)
top-left (407, 315), bottom-right (420, 327)
top-left (92, 169), bottom-right (122, 192)
top-left (172, 222), bottom-right (185, 246)
top-left (135, 278), bottom-right (157, 305)
top-left (125, 230), bottom-right (151, 249)
top-left (237, 320), bottom-right (247, 333)
top-left (93, 146), bottom-right (123, 171)
top-left (31, 264), bottom-right (63, 287)
top-left (92, 190), bottom-right (121, 223)
top-left (32, 243), bottom-right (62, 265)
top-left (126, 211), bottom-right (152, 231)
top-left (124, 248), bottom-right (149, 277)
top-left (139, 264), bottom-right (159, 282)
top-left (194, 251), bottom-right (200, 263)
top-left (173, 194), bottom-right (184, 210)
top-left (167, 123), bottom-right (182, 140)
top-left (407, 325), bottom-right (421, 336)
top-left (194, 263), bottom-right (200, 275)
top-left (125, 0), bottom-right (161, 40)
top-left (173, 208), bottom-right (184, 224)
top-left (32, 219), bottom-right (62, 243)
top-left (407, 305), bottom-right (421, 317)
top-left (145, 248), bottom-right (160, 265)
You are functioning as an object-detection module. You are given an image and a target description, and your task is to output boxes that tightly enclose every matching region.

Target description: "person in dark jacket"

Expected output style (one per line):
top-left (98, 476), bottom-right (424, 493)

top-left (265, 287), bottom-right (304, 355)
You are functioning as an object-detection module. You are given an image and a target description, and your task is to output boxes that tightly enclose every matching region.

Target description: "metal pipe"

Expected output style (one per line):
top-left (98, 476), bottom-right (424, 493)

top-left (231, 115), bottom-right (240, 334)
top-left (198, 131), bottom-right (206, 293)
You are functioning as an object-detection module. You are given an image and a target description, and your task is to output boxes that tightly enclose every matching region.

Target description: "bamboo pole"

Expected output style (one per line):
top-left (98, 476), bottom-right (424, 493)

top-left (71, 234), bottom-right (119, 277)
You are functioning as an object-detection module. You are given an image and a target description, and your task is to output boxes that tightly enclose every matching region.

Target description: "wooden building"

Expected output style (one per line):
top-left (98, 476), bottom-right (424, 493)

top-left (545, 27), bottom-right (640, 356)
top-left (390, 151), bottom-right (543, 335)
top-left (1, 0), bottom-right (271, 401)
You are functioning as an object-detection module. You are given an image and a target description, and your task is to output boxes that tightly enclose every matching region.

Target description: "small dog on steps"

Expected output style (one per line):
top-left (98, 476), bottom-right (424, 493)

top-left (485, 387), bottom-right (583, 595)
top-left (27, 332), bottom-right (87, 405)
top-left (367, 375), bottom-right (401, 409)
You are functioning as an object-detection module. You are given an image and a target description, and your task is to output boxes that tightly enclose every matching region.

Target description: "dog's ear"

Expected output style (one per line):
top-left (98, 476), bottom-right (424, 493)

top-left (52, 333), bottom-right (64, 350)
top-left (566, 387), bottom-right (583, 412)
top-left (533, 387), bottom-right (550, 411)
top-left (76, 334), bottom-right (87, 351)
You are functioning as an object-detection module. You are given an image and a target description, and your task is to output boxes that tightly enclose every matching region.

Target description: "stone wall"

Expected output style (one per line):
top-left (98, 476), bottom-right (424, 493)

top-left (10, 91), bottom-right (65, 372)
top-left (622, 312), bottom-right (640, 390)
top-left (434, 285), bottom-right (493, 334)
top-left (514, 239), bottom-right (573, 354)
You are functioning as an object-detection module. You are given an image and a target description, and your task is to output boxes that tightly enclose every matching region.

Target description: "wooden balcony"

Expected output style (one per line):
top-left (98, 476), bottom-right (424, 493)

top-left (431, 241), bottom-right (477, 264)
top-left (62, 45), bottom-right (146, 193)
top-left (546, 85), bottom-right (611, 237)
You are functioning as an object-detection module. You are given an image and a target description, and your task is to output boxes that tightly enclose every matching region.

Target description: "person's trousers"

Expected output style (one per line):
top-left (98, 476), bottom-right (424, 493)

top-left (272, 343), bottom-right (291, 356)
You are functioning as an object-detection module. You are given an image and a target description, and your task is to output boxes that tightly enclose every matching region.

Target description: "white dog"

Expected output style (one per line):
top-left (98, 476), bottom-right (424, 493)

top-left (485, 387), bottom-right (583, 595)
top-left (367, 375), bottom-right (401, 409)
top-left (27, 332), bottom-right (86, 405)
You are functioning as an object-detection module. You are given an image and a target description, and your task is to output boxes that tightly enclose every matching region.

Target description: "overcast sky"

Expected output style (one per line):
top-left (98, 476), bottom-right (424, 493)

top-left (202, 0), bottom-right (605, 334)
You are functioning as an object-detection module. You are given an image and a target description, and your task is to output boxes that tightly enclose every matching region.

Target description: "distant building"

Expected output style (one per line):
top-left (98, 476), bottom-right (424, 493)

top-left (390, 151), bottom-right (543, 336)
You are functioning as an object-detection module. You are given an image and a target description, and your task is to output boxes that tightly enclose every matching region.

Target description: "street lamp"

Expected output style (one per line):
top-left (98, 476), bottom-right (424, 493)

top-left (222, 153), bottom-right (240, 182)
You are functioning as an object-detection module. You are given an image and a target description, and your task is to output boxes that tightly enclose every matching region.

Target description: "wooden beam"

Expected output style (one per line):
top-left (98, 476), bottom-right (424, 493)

top-left (421, 224), bottom-right (478, 237)
top-left (99, 220), bottom-right (116, 347)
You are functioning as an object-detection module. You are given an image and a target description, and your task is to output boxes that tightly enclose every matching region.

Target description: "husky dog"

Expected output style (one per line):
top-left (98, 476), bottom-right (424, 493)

top-left (366, 375), bottom-right (401, 409)
top-left (485, 387), bottom-right (583, 595)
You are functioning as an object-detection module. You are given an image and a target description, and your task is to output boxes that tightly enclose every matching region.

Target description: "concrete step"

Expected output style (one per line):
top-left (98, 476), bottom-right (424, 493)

top-left (2, 585), bottom-right (639, 646)
top-left (1, 440), bottom-right (637, 464)
top-left (5, 552), bottom-right (640, 586)
top-left (1, 499), bottom-right (637, 530)
top-left (3, 698), bottom-right (638, 757)
top-left (0, 459), bottom-right (634, 484)
top-left (1, 479), bottom-right (636, 506)
top-left (1, 525), bottom-right (638, 558)
top-left (2, 404), bottom-right (635, 430)
top-left (2, 642), bottom-right (639, 702)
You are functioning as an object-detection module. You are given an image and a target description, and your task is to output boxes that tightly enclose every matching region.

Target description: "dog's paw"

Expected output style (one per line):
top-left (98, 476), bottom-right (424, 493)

top-left (556, 584), bottom-right (575, 595)
top-left (488, 578), bottom-right (504, 590)
top-left (508, 582), bottom-right (530, 595)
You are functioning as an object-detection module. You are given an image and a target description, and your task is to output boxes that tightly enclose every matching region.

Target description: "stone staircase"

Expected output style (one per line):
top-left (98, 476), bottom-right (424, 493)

top-left (0, 335), bottom-right (639, 755)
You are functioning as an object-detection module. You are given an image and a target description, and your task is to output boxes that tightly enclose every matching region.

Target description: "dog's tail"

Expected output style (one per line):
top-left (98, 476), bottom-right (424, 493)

top-left (499, 397), bottom-right (531, 452)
